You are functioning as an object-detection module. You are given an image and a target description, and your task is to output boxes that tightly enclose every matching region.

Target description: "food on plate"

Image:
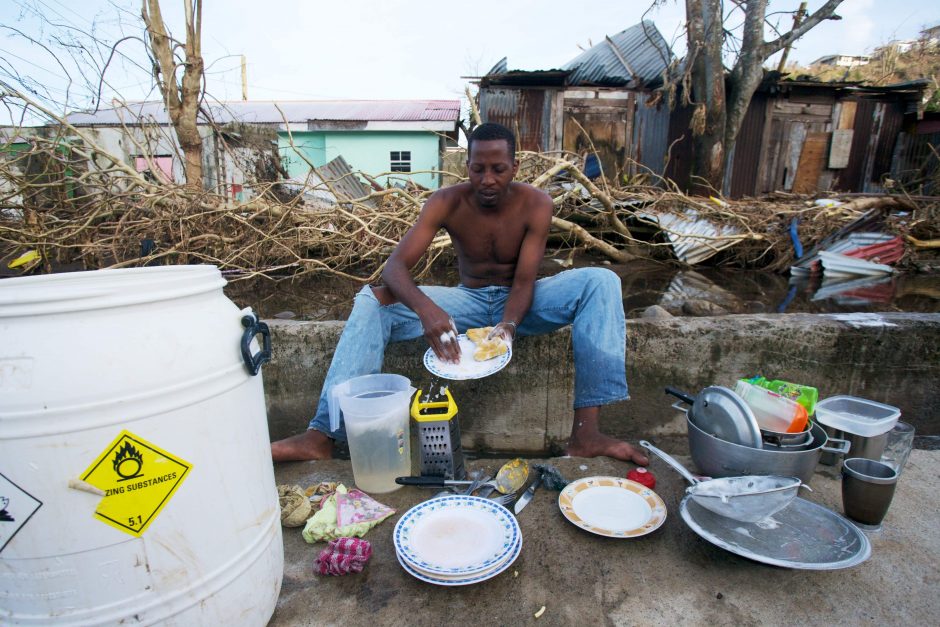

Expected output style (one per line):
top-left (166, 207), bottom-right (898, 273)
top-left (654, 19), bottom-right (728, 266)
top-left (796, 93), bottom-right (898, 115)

top-left (466, 326), bottom-right (491, 344)
top-left (466, 326), bottom-right (509, 362)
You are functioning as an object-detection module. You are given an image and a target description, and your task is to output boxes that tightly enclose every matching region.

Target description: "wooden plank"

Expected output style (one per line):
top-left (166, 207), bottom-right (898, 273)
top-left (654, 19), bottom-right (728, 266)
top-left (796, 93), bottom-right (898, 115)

top-left (783, 122), bottom-right (807, 190)
top-left (829, 129), bottom-right (854, 168)
top-left (792, 131), bottom-right (830, 194)
top-left (838, 101), bottom-right (857, 130)
top-left (773, 102), bottom-right (832, 117)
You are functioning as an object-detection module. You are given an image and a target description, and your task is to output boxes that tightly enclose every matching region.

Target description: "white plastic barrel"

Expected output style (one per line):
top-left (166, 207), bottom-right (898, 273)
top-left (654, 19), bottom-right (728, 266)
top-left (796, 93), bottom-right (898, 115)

top-left (0, 266), bottom-right (283, 625)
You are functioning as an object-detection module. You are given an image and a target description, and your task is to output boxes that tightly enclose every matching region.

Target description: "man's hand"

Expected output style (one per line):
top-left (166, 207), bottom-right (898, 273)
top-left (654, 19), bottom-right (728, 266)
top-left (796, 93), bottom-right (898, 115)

top-left (422, 308), bottom-right (461, 364)
top-left (486, 321), bottom-right (516, 346)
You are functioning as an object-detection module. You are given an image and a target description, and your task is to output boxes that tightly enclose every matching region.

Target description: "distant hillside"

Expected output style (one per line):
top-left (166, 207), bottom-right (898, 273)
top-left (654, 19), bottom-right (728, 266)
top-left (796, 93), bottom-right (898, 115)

top-left (788, 37), bottom-right (940, 111)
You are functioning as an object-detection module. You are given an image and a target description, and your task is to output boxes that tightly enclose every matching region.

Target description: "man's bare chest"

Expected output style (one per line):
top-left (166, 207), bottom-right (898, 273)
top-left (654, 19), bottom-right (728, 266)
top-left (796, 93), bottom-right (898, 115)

top-left (447, 217), bottom-right (525, 264)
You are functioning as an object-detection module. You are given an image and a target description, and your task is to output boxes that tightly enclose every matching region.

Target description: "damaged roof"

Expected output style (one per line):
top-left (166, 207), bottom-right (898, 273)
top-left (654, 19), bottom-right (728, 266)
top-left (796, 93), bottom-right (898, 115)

top-left (481, 21), bottom-right (673, 89)
top-left (66, 99), bottom-right (460, 127)
top-left (563, 20), bottom-right (673, 87)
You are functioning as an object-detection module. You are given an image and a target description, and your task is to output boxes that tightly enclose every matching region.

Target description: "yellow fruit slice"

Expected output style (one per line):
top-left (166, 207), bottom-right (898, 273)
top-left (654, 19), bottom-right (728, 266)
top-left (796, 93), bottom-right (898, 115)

top-left (466, 327), bottom-right (492, 345)
top-left (473, 338), bottom-right (508, 361)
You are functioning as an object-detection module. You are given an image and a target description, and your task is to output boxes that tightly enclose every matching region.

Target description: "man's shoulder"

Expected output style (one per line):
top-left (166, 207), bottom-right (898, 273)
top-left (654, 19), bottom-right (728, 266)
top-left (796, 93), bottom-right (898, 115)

top-left (429, 182), bottom-right (472, 204)
top-left (510, 181), bottom-right (549, 197)
top-left (510, 182), bottom-right (552, 213)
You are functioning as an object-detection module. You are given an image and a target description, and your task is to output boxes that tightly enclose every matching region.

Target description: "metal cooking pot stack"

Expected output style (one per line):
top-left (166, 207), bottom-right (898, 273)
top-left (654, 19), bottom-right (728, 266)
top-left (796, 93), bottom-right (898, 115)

top-left (666, 385), bottom-right (851, 484)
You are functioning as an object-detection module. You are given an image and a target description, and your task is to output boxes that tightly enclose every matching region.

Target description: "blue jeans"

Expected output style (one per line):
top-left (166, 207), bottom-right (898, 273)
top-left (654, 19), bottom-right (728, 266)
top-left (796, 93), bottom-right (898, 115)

top-left (308, 267), bottom-right (628, 440)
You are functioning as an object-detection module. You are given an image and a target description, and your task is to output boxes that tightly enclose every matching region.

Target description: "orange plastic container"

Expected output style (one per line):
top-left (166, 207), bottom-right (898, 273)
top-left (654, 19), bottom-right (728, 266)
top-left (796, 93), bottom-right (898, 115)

top-left (734, 380), bottom-right (809, 433)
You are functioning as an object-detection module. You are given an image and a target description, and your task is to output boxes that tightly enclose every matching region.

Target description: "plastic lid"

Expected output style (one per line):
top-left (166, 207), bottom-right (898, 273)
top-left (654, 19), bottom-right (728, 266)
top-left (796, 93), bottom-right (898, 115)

top-left (814, 396), bottom-right (900, 436)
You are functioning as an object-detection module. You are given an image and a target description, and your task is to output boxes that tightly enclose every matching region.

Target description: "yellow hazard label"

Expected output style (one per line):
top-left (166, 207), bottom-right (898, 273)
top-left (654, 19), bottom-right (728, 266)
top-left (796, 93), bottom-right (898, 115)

top-left (80, 430), bottom-right (192, 537)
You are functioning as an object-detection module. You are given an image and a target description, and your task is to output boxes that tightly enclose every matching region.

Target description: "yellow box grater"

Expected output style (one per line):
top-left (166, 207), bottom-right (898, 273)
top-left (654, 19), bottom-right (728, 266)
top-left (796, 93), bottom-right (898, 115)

top-left (410, 382), bottom-right (466, 480)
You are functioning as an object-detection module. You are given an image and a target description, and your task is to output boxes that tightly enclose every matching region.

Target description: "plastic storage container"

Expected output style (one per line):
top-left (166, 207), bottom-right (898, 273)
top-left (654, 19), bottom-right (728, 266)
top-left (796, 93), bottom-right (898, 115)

top-left (815, 396), bottom-right (900, 463)
top-left (734, 380), bottom-right (809, 434)
top-left (747, 376), bottom-right (819, 415)
top-left (0, 266), bottom-right (282, 625)
top-left (330, 373), bottom-right (416, 493)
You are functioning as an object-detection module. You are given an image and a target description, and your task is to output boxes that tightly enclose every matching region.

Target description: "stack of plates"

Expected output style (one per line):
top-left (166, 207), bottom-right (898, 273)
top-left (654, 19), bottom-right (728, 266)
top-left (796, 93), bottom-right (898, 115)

top-left (393, 495), bottom-right (522, 586)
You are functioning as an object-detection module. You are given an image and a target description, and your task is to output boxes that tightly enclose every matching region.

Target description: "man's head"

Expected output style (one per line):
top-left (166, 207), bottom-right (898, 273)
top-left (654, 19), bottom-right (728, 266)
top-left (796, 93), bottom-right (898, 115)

top-left (466, 123), bottom-right (518, 209)
top-left (468, 122), bottom-right (516, 160)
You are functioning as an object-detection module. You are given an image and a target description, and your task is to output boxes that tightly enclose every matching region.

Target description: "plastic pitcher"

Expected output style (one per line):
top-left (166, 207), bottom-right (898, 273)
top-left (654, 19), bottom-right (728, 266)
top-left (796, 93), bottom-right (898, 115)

top-left (329, 374), bottom-right (416, 493)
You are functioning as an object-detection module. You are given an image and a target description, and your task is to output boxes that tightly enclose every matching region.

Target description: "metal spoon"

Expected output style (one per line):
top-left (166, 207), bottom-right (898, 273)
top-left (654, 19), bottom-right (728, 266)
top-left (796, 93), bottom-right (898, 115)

top-left (476, 458), bottom-right (529, 498)
top-left (400, 461), bottom-right (528, 495)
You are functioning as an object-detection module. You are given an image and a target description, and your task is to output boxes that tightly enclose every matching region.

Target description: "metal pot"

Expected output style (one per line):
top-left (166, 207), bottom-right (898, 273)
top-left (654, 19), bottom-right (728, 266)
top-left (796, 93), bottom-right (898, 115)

top-left (686, 411), bottom-right (851, 484)
top-left (760, 423), bottom-right (815, 450)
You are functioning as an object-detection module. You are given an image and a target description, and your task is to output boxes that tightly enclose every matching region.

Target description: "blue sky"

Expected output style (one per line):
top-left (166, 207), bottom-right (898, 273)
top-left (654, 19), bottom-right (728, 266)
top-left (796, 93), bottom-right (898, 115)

top-left (1, 0), bottom-right (938, 116)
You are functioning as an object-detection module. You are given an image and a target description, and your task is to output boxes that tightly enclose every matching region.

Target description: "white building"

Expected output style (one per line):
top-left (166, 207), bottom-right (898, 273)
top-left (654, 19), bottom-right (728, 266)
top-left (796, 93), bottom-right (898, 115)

top-left (810, 54), bottom-right (872, 68)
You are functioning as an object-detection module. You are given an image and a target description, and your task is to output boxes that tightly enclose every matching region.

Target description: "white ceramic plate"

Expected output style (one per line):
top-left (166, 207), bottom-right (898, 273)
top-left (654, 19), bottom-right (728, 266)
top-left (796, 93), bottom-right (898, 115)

top-left (393, 495), bottom-right (520, 576)
top-left (558, 476), bottom-right (667, 538)
top-left (423, 334), bottom-right (511, 381)
top-left (396, 536), bottom-right (522, 586)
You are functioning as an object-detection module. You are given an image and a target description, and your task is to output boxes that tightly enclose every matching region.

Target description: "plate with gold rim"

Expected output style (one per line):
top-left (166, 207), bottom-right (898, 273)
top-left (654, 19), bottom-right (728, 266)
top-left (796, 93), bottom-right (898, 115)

top-left (558, 476), bottom-right (667, 538)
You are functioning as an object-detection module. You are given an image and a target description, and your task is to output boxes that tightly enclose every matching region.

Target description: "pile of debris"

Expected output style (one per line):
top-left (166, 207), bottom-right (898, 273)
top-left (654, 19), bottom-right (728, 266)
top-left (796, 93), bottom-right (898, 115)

top-left (2, 126), bottom-right (938, 282)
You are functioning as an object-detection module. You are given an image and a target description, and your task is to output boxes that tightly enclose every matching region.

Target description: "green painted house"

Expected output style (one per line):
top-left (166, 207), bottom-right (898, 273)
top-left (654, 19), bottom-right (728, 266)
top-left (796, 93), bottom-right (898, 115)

top-left (63, 99), bottom-right (461, 193)
top-left (269, 100), bottom-right (460, 189)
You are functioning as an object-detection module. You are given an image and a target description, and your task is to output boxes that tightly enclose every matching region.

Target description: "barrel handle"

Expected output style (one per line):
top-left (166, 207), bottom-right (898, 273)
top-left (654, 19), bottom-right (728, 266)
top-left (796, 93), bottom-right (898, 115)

top-left (240, 313), bottom-right (271, 376)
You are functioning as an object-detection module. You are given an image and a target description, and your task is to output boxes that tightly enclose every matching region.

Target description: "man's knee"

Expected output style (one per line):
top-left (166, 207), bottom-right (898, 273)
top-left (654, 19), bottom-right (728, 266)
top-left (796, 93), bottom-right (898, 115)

top-left (576, 267), bottom-right (622, 296)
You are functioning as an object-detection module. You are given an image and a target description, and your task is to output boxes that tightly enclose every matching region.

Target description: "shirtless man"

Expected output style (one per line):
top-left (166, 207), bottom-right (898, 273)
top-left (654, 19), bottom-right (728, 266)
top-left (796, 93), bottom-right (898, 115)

top-left (271, 122), bottom-right (649, 466)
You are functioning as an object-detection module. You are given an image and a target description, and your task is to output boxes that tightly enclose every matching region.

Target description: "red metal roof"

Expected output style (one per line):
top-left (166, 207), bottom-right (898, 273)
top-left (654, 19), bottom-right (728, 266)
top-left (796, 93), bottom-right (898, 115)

top-left (66, 100), bottom-right (461, 126)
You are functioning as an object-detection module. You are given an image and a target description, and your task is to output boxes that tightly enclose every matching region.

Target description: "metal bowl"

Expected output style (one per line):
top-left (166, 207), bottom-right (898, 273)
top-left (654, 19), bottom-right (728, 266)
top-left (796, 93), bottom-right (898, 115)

top-left (687, 414), bottom-right (850, 483)
top-left (760, 423), bottom-right (815, 450)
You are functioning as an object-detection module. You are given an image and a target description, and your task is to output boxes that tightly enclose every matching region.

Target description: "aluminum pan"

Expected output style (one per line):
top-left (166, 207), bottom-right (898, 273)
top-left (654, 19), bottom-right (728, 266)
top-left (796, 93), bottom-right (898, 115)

top-left (679, 496), bottom-right (871, 570)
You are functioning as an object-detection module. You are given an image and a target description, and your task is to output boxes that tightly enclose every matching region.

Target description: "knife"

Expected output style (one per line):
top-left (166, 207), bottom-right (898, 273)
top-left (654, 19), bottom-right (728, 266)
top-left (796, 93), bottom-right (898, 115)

top-left (513, 469), bottom-right (543, 515)
top-left (395, 476), bottom-right (474, 487)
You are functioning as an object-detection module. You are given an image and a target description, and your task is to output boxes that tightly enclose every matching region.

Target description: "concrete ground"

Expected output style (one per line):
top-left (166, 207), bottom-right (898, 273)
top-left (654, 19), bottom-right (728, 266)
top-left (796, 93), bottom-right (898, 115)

top-left (268, 446), bottom-right (940, 627)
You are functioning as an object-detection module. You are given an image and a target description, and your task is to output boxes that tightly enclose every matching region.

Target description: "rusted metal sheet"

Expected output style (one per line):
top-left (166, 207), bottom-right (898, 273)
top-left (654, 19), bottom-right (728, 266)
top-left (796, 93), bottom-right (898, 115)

top-left (872, 103), bottom-right (904, 180)
top-left (891, 129), bottom-right (940, 194)
top-left (631, 92), bottom-right (671, 178)
top-left (68, 100), bottom-right (461, 126)
top-left (664, 105), bottom-right (693, 192)
top-left (728, 93), bottom-right (767, 197)
top-left (837, 98), bottom-right (876, 190)
top-left (479, 88), bottom-right (551, 152)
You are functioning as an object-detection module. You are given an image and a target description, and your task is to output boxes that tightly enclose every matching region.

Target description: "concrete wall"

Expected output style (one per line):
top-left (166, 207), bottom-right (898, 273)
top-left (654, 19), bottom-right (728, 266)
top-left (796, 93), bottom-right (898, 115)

top-left (262, 313), bottom-right (940, 454)
top-left (277, 130), bottom-right (442, 188)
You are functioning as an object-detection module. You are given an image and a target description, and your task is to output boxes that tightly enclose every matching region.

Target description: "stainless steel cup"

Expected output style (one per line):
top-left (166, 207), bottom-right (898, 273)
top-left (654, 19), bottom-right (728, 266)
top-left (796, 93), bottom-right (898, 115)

top-left (841, 457), bottom-right (899, 528)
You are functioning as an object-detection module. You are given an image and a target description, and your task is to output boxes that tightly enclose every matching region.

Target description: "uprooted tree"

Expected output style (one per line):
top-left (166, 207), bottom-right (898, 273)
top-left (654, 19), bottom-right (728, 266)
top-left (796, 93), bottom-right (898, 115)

top-left (675, 0), bottom-right (844, 192)
top-left (141, 0), bottom-right (205, 189)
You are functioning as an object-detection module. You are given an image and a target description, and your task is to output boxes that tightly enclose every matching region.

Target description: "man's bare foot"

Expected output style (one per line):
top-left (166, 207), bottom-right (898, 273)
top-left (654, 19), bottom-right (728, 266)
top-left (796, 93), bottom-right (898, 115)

top-left (566, 406), bottom-right (650, 465)
top-left (566, 431), bottom-right (649, 465)
top-left (271, 429), bottom-right (334, 462)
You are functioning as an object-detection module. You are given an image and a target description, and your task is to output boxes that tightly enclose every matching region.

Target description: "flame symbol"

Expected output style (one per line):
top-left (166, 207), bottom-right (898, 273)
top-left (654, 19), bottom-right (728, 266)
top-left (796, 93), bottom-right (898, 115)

top-left (113, 441), bottom-right (144, 481)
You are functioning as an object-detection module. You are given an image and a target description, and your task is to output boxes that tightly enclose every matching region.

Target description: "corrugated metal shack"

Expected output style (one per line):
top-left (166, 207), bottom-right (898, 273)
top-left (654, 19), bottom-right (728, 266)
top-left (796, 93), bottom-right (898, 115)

top-left (477, 21), bottom-right (674, 182)
top-left (478, 20), bottom-right (929, 198)
top-left (720, 78), bottom-right (929, 197)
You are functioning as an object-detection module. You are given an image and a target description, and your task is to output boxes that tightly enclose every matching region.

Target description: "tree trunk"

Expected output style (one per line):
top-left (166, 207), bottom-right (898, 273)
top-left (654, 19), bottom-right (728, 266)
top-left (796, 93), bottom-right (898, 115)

top-left (724, 0), bottom-right (769, 170)
top-left (142, 0), bottom-right (204, 189)
top-left (683, 0), bottom-right (845, 194)
top-left (685, 0), bottom-right (725, 194)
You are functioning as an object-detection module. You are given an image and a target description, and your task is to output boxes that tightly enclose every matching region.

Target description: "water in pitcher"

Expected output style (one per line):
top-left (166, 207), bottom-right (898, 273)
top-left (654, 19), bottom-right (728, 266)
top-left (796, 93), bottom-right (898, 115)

top-left (344, 391), bottom-right (411, 493)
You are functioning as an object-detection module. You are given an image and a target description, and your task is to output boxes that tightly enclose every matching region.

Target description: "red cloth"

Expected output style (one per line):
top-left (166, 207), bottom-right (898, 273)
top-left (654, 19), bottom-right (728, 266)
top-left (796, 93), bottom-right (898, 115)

top-left (315, 537), bottom-right (372, 576)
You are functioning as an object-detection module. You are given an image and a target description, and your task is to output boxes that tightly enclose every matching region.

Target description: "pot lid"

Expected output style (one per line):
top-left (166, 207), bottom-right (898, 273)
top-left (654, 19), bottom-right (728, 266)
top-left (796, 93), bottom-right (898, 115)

top-left (691, 386), bottom-right (763, 449)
